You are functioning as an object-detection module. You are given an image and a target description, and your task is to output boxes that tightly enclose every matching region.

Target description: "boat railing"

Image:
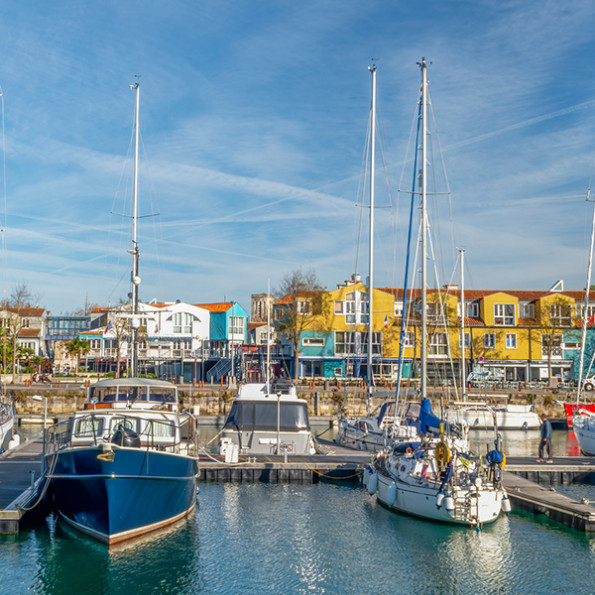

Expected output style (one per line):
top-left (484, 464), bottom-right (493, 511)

top-left (44, 412), bottom-right (199, 458)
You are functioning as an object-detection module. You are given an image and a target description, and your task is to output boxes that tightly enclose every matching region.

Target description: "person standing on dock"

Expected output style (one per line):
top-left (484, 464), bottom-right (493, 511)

top-left (537, 413), bottom-right (553, 463)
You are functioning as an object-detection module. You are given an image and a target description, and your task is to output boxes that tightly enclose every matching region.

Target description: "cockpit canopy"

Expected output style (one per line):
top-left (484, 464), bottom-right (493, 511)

top-left (224, 400), bottom-right (310, 432)
top-left (87, 378), bottom-right (177, 407)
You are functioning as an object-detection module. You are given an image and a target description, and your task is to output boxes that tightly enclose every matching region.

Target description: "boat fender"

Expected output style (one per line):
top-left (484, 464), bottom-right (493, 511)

top-left (367, 472), bottom-right (378, 495)
top-left (8, 432), bottom-right (20, 450)
top-left (435, 441), bottom-right (450, 466)
top-left (444, 494), bottom-right (455, 512)
top-left (436, 492), bottom-right (445, 509)
top-left (502, 495), bottom-right (511, 514)
top-left (363, 466), bottom-right (372, 488)
top-left (386, 481), bottom-right (397, 506)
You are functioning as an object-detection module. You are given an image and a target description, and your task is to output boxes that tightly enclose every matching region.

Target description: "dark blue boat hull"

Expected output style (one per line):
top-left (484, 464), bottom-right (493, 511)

top-left (49, 446), bottom-right (198, 544)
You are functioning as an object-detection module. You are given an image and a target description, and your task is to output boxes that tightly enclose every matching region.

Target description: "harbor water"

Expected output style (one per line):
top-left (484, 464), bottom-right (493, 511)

top-left (2, 424), bottom-right (594, 593)
top-left (1, 481), bottom-right (595, 594)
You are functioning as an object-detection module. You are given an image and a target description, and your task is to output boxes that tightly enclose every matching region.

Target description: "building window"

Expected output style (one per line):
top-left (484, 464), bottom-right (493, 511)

top-left (579, 303), bottom-right (595, 319)
top-left (523, 303), bottom-right (535, 319)
top-left (334, 301), bottom-right (343, 314)
top-left (360, 299), bottom-right (369, 324)
top-left (302, 361), bottom-right (323, 377)
top-left (173, 312), bottom-right (182, 334)
top-left (484, 333), bottom-right (496, 349)
top-left (458, 332), bottom-right (471, 349)
top-left (296, 300), bottom-right (311, 315)
top-left (427, 302), bottom-right (443, 320)
top-left (183, 314), bottom-right (193, 333)
top-left (229, 316), bottom-right (244, 337)
top-left (542, 334), bottom-right (562, 357)
top-left (550, 303), bottom-right (572, 327)
top-left (505, 333), bottom-right (517, 349)
top-left (302, 337), bottom-right (325, 347)
top-left (429, 333), bottom-right (448, 356)
top-left (466, 302), bottom-right (479, 318)
top-left (335, 331), bottom-right (381, 355)
top-left (403, 331), bottom-right (415, 347)
top-left (345, 299), bottom-right (356, 323)
top-left (494, 304), bottom-right (514, 326)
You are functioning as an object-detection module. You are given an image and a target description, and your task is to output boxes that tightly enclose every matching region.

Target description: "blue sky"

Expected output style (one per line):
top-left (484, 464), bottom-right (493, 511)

top-left (1, 1), bottom-right (595, 314)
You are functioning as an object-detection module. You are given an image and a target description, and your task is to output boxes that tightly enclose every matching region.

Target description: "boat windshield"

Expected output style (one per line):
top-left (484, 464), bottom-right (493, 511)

top-left (90, 385), bottom-right (177, 404)
top-left (224, 401), bottom-right (310, 431)
top-left (72, 414), bottom-right (176, 441)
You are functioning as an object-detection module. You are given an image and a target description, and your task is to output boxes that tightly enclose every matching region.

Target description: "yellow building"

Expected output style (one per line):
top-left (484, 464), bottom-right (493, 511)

top-left (274, 278), bottom-right (588, 384)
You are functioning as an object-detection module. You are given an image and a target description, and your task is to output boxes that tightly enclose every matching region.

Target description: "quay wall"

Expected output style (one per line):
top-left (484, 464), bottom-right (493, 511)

top-left (5, 378), bottom-right (568, 420)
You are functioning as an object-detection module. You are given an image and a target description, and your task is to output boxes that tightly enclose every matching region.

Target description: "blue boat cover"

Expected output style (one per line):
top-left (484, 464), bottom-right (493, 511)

top-left (487, 449), bottom-right (504, 465)
top-left (417, 398), bottom-right (442, 434)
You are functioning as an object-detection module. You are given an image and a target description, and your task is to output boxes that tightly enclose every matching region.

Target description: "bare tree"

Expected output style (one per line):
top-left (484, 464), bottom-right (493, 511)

top-left (274, 269), bottom-right (325, 379)
top-left (1, 283), bottom-right (37, 381)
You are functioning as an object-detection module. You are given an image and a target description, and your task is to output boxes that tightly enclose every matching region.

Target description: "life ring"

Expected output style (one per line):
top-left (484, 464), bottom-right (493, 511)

top-left (435, 441), bottom-right (450, 466)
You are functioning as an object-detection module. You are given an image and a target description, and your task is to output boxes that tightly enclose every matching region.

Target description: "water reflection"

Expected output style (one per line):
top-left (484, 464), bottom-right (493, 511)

top-left (4, 483), bottom-right (595, 593)
top-left (469, 428), bottom-right (571, 458)
top-left (33, 512), bottom-right (199, 594)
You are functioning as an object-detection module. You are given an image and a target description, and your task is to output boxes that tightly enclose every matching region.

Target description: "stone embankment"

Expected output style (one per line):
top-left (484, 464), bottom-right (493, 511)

top-left (5, 377), bottom-right (569, 420)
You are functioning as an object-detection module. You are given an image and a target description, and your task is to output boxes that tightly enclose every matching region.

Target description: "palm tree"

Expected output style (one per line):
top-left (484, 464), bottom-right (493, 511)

top-left (66, 338), bottom-right (90, 373)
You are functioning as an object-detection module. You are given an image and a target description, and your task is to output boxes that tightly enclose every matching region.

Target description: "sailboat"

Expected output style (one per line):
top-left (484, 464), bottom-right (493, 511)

top-left (571, 186), bottom-right (595, 454)
top-left (43, 83), bottom-right (200, 545)
top-left (336, 65), bottom-right (420, 452)
top-left (449, 250), bottom-right (540, 431)
top-left (363, 59), bottom-right (508, 527)
top-left (0, 394), bottom-right (16, 453)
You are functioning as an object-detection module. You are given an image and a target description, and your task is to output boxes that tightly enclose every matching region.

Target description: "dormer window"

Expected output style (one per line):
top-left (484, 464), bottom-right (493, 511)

top-left (550, 304), bottom-right (571, 327)
top-left (494, 303), bottom-right (514, 326)
top-left (466, 302), bottom-right (479, 318)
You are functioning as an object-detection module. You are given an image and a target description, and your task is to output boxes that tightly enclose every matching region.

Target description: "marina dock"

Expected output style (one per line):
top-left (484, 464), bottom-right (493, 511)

top-left (0, 439), bottom-right (44, 534)
top-left (3, 437), bottom-right (595, 534)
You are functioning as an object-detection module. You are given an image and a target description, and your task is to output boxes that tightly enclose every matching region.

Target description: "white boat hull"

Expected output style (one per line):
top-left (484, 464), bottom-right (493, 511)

top-left (573, 414), bottom-right (595, 455)
top-left (375, 470), bottom-right (503, 526)
top-left (455, 404), bottom-right (540, 430)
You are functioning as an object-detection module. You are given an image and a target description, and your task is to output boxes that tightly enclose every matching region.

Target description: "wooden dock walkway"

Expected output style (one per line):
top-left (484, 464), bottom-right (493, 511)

top-left (503, 471), bottom-right (595, 531)
top-left (0, 439), bottom-right (44, 534)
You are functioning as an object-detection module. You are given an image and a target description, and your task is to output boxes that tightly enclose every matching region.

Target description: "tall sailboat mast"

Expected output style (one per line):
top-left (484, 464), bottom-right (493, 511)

top-left (459, 248), bottom-right (466, 398)
top-left (420, 58), bottom-right (428, 402)
top-left (129, 81), bottom-right (141, 377)
top-left (577, 188), bottom-right (595, 404)
top-left (367, 64), bottom-right (376, 412)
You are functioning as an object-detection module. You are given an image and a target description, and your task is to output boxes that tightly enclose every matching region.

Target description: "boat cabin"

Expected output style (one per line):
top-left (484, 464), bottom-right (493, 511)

top-left (85, 378), bottom-right (178, 411)
top-left (220, 382), bottom-right (315, 455)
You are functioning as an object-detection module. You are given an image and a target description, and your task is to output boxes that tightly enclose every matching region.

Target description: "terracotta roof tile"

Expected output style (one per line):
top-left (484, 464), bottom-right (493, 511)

top-left (18, 328), bottom-right (41, 337)
top-left (195, 302), bottom-right (234, 313)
